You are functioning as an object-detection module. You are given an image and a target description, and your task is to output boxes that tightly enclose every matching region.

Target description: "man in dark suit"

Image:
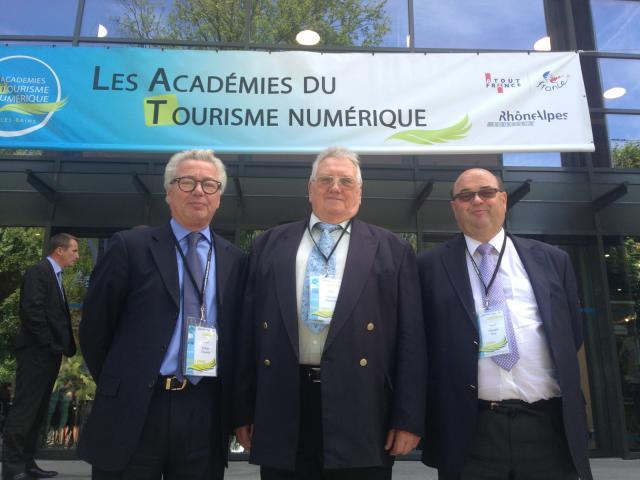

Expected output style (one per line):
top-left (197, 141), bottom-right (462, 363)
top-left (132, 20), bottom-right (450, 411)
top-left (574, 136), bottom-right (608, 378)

top-left (2, 233), bottom-right (79, 480)
top-left (418, 168), bottom-right (593, 480)
top-left (77, 150), bottom-right (246, 479)
top-left (235, 147), bottom-right (426, 480)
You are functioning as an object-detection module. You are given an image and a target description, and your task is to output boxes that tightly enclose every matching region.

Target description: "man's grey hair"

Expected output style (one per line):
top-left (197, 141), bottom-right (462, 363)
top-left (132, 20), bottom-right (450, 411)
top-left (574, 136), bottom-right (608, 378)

top-left (310, 147), bottom-right (363, 185)
top-left (47, 233), bottom-right (77, 255)
top-left (164, 149), bottom-right (228, 194)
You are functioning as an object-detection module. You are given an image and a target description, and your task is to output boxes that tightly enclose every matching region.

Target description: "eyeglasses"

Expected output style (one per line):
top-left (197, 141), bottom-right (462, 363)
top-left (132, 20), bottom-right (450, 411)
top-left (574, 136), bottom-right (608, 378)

top-left (451, 188), bottom-right (502, 203)
top-left (171, 176), bottom-right (222, 195)
top-left (314, 175), bottom-right (359, 189)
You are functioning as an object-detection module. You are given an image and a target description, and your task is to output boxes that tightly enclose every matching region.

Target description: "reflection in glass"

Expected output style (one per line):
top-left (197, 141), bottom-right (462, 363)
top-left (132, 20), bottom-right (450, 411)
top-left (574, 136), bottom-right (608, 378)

top-left (592, 0), bottom-right (640, 53)
top-left (606, 115), bottom-right (640, 168)
top-left (599, 59), bottom-right (640, 109)
top-left (0, 0), bottom-right (78, 36)
top-left (413, 0), bottom-right (546, 50)
top-left (502, 152), bottom-right (561, 167)
top-left (605, 237), bottom-right (640, 452)
top-left (251, 0), bottom-right (393, 47)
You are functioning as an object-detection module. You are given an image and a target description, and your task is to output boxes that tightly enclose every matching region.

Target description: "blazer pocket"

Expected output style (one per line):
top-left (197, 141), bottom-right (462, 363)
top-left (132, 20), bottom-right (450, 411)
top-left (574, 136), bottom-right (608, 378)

top-left (96, 373), bottom-right (121, 397)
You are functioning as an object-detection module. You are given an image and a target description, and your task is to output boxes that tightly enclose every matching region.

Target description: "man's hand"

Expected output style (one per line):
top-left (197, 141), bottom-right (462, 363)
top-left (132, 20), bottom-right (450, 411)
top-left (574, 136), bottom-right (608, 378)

top-left (384, 429), bottom-right (420, 456)
top-left (234, 424), bottom-right (253, 451)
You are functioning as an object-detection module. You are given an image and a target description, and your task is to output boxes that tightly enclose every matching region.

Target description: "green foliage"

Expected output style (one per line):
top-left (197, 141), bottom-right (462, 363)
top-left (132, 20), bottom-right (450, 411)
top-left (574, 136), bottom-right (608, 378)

top-left (612, 140), bottom-right (640, 168)
top-left (0, 227), bottom-right (44, 383)
top-left (114, 0), bottom-right (390, 46)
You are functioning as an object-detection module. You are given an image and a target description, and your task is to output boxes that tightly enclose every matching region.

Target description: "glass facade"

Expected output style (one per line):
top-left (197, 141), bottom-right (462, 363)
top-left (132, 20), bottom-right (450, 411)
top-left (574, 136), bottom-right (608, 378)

top-left (1, 0), bottom-right (640, 460)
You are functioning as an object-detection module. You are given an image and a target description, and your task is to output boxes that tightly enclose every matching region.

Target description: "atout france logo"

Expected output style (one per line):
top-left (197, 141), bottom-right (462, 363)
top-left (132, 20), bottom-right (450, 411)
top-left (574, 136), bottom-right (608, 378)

top-left (536, 70), bottom-right (569, 91)
top-left (0, 55), bottom-right (66, 137)
top-left (484, 72), bottom-right (522, 94)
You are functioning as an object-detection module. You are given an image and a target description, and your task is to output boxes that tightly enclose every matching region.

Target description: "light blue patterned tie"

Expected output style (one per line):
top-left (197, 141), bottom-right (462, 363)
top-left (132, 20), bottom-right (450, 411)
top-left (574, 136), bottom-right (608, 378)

top-left (301, 222), bottom-right (341, 333)
top-left (477, 243), bottom-right (520, 371)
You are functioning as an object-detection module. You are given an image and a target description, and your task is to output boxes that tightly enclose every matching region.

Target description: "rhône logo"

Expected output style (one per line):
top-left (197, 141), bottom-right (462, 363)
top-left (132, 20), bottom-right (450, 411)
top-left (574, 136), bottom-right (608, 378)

top-left (484, 72), bottom-right (522, 93)
top-left (536, 70), bottom-right (569, 91)
top-left (0, 55), bottom-right (66, 138)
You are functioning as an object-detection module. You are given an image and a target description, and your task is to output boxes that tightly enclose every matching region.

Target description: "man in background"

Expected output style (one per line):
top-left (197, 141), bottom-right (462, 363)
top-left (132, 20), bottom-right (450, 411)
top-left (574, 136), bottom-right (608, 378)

top-left (2, 233), bottom-right (79, 480)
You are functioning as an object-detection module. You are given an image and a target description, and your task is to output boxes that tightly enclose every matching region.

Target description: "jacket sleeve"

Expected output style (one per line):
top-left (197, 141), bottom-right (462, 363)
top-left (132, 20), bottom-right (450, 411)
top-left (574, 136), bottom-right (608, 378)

top-left (79, 233), bottom-right (130, 381)
top-left (390, 242), bottom-right (427, 436)
top-left (19, 264), bottom-right (52, 346)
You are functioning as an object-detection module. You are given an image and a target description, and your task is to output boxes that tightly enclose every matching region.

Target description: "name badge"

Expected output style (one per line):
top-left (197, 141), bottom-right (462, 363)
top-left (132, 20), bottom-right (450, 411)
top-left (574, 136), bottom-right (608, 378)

top-left (308, 275), bottom-right (341, 327)
top-left (183, 316), bottom-right (217, 377)
top-left (477, 309), bottom-right (513, 358)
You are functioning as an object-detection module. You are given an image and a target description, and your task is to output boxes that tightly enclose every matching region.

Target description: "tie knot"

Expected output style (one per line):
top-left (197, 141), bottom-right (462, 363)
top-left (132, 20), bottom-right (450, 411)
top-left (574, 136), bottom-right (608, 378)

top-left (316, 222), bottom-right (341, 234)
top-left (187, 232), bottom-right (202, 247)
top-left (476, 243), bottom-right (494, 257)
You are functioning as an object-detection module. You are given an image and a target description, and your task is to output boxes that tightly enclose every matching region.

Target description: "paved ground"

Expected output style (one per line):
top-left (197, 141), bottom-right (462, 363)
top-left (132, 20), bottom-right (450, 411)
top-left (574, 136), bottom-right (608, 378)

top-left (4, 458), bottom-right (637, 479)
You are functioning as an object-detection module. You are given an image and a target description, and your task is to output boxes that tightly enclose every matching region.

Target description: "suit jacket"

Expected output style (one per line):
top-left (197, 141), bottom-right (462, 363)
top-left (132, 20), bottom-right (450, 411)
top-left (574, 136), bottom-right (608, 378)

top-left (15, 258), bottom-right (76, 357)
top-left (417, 233), bottom-right (592, 480)
top-left (77, 223), bottom-right (246, 471)
top-left (234, 218), bottom-right (426, 470)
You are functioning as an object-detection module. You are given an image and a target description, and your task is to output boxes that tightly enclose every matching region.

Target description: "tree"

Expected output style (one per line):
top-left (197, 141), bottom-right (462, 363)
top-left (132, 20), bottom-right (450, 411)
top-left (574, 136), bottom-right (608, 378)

top-left (612, 140), bottom-right (640, 168)
top-left (113, 0), bottom-right (390, 46)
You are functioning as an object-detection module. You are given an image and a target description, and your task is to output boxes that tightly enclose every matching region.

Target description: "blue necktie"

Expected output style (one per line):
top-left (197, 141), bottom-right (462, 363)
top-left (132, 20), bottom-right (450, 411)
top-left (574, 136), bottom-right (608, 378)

top-left (477, 243), bottom-right (520, 371)
top-left (301, 223), bottom-right (341, 333)
top-left (180, 232), bottom-right (205, 383)
top-left (56, 271), bottom-right (65, 301)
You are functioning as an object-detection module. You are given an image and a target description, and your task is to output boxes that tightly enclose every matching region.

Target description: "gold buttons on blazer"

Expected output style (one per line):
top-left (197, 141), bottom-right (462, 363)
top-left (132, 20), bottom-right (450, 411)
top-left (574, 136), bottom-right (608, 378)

top-left (366, 323), bottom-right (375, 331)
top-left (264, 359), bottom-right (271, 367)
top-left (359, 358), bottom-right (368, 367)
top-left (263, 322), bottom-right (268, 329)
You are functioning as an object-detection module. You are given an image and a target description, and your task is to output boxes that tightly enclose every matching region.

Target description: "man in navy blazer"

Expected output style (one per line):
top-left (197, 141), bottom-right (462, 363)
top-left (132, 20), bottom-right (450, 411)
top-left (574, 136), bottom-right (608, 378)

top-left (78, 150), bottom-right (246, 479)
top-left (3, 233), bottom-right (78, 480)
top-left (235, 147), bottom-right (426, 480)
top-left (418, 168), bottom-right (592, 480)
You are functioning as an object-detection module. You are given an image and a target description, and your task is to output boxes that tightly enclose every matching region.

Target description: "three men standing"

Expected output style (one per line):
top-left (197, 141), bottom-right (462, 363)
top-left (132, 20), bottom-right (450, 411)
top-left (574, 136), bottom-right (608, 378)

top-left (418, 168), bottom-right (592, 480)
top-left (235, 147), bottom-right (426, 479)
top-left (3, 233), bottom-right (79, 480)
top-left (78, 150), bottom-right (246, 479)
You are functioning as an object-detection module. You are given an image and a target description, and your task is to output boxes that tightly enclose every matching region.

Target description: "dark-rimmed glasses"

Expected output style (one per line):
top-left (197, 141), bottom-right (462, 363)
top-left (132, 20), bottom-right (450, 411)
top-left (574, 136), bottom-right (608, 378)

top-left (171, 176), bottom-right (222, 194)
top-left (452, 188), bottom-right (502, 203)
top-left (314, 175), bottom-right (359, 189)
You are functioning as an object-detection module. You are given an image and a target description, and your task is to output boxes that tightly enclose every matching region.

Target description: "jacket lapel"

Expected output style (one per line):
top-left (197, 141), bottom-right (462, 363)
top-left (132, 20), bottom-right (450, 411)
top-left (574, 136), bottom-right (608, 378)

top-left (324, 219), bottom-right (378, 353)
top-left (150, 223), bottom-right (180, 308)
top-left (274, 220), bottom-right (307, 359)
top-left (510, 235), bottom-right (551, 328)
top-left (45, 259), bottom-right (70, 317)
top-left (441, 234), bottom-right (477, 331)
top-left (212, 232), bottom-right (231, 315)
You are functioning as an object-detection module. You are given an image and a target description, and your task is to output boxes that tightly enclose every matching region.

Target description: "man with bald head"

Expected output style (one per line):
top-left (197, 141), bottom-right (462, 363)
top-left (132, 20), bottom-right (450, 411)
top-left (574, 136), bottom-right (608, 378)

top-left (235, 147), bottom-right (426, 479)
top-left (418, 168), bottom-right (592, 480)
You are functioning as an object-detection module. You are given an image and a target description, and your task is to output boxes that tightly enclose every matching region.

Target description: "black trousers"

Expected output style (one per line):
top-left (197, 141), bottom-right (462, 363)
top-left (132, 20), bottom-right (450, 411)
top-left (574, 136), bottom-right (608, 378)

top-left (2, 346), bottom-right (61, 479)
top-left (260, 366), bottom-right (391, 480)
top-left (438, 398), bottom-right (578, 480)
top-left (92, 377), bottom-right (224, 480)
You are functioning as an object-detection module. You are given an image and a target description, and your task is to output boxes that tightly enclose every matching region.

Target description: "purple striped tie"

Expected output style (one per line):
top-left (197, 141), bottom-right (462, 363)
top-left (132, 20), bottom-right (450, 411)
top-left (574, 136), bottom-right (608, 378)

top-left (477, 243), bottom-right (520, 371)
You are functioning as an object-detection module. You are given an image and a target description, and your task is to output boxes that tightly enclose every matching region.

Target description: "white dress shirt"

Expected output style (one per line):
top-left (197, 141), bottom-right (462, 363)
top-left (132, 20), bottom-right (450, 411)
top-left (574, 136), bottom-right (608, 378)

top-left (464, 229), bottom-right (561, 402)
top-left (296, 213), bottom-right (351, 365)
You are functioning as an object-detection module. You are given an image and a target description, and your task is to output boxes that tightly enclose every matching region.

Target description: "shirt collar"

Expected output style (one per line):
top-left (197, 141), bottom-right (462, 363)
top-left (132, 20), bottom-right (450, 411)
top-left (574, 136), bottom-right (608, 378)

top-left (46, 256), bottom-right (62, 275)
top-left (464, 228), bottom-right (505, 256)
top-left (170, 218), bottom-right (212, 244)
top-left (309, 212), bottom-right (352, 233)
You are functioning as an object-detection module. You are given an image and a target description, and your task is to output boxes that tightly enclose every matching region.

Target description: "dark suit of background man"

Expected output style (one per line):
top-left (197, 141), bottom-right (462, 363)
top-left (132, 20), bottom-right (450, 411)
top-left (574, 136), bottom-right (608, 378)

top-left (77, 150), bottom-right (246, 480)
top-left (418, 168), bottom-right (593, 480)
top-left (235, 147), bottom-right (426, 480)
top-left (2, 233), bottom-right (79, 480)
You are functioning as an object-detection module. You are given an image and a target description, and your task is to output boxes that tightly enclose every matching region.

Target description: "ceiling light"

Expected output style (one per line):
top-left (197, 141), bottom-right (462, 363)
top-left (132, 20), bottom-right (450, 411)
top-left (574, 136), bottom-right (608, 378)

top-left (603, 87), bottom-right (626, 99)
top-left (533, 36), bottom-right (551, 51)
top-left (296, 29), bottom-right (320, 46)
top-left (97, 24), bottom-right (108, 38)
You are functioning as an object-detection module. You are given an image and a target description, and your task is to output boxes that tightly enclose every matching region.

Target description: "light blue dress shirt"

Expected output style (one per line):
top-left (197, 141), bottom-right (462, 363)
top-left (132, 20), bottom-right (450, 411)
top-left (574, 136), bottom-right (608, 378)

top-left (159, 219), bottom-right (218, 376)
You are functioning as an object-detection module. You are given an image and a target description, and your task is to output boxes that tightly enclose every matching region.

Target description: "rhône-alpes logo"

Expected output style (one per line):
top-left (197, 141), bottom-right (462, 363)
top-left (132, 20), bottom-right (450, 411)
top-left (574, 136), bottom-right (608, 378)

top-left (0, 55), bottom-right (67, 137)
top-left (537, 70), bottom-right (569, 91)
top-left (485, 72), bottom-right (522, 93)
